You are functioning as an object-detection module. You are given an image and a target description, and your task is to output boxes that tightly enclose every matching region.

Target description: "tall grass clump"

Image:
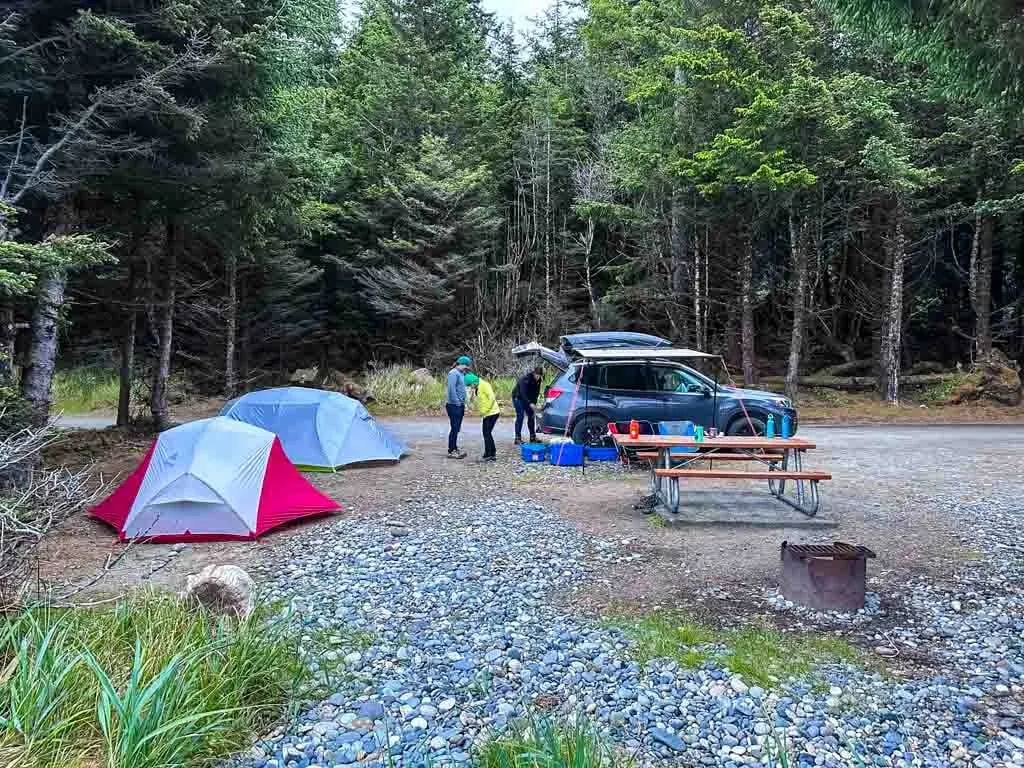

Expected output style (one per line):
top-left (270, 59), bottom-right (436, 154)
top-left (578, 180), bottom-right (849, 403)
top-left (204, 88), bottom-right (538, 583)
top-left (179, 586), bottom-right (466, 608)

top-left (0, 591), bottom-right (307, 768)
top-left (52, 367), bottom-right (120, 413)
top-left (476, 715), bottom-right (630, 768)
top-left (365, 364), bottom-right (515, 415)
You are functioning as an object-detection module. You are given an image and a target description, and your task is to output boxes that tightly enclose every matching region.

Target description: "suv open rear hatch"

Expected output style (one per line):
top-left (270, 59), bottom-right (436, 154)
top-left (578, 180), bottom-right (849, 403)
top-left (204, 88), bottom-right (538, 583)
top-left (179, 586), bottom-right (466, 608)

top-left (512, 331), bottom-right (671, 371)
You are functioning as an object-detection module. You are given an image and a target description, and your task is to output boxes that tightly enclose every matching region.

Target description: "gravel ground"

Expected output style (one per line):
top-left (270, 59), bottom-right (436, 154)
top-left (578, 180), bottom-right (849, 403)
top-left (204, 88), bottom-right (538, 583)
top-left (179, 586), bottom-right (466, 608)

top-left (228, 477), bottom-right (1023, 768)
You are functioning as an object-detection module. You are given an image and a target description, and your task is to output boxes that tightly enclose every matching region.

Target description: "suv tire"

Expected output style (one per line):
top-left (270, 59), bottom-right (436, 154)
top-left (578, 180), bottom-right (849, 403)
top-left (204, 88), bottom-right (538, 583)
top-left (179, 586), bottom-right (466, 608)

top-left (571, 415), bottom-right (608, 445)
top-left (726, 414), bottom-right (767, 436)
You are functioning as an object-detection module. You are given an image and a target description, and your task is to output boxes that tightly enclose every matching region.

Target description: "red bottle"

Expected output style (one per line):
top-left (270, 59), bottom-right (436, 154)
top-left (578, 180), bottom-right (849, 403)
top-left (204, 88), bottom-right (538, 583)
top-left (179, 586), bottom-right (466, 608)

top-left (629, 419), bottom-right (640, 439)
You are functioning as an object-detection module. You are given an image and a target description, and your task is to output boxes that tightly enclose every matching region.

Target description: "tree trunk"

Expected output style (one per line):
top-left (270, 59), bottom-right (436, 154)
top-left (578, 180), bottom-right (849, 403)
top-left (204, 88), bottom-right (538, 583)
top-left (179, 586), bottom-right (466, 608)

top-left (740, 239), bottom-right (756, 385)
top-left (21, 200), bottom-right (78, 426)
top-left (785, 209), bottom-right (808, 401)
top-left (882, 207), bottom-right (906, 406)
top-left (670, 188), bottom-right (689, 344)
top-left (225, 250), bottom-right (238, 397)
top-left (21, 274), bottom-right (65, 426)
top-left (969, 212), bottom-right (994, 360)
top-left (543, 103), bottom-right (552, 317)
top-left (694, 227), bottom-right (704, 353)
top-left (117, 261), bottom-right (137, 427)
top-left (582, 217), bottom-right (600, 329)
top-left (150, 216), bottom-right (180, 431)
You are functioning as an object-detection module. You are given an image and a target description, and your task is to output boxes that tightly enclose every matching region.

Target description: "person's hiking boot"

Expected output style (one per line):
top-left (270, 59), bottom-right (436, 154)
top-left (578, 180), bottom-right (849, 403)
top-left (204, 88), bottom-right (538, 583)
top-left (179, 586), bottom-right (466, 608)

top-left (448, 450), bottom-right (467, 459)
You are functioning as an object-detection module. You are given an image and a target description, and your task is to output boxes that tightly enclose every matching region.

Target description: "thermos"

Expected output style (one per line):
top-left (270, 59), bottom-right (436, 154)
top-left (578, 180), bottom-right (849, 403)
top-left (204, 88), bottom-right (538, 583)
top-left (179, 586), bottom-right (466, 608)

top-left (629, 419), bottom-right (640, 439)
top-left (766, 414), bottom-right (776, 438)
top-left (781, 413), bottom-right (792, 439)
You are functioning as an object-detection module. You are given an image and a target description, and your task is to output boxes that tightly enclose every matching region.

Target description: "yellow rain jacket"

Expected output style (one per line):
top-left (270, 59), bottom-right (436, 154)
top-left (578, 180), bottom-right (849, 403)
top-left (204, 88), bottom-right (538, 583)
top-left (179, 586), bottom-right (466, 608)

top-left (476, 379), bottom-right (500, 417)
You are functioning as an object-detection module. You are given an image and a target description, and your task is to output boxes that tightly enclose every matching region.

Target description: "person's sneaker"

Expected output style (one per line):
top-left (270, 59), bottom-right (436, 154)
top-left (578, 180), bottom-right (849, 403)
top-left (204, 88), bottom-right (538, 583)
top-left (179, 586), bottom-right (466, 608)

top-left (483, 455), bottom-right (497, 462)
top-left (448, 450), bottom-right (467, 459)
top-left (513, 437), bottom-right (522, 446)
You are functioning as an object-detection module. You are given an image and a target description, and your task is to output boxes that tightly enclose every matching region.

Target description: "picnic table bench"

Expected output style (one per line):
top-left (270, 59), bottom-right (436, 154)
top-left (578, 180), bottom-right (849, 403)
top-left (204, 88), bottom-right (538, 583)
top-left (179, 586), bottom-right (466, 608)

top-left (612, 434), bottom-right (829, 517)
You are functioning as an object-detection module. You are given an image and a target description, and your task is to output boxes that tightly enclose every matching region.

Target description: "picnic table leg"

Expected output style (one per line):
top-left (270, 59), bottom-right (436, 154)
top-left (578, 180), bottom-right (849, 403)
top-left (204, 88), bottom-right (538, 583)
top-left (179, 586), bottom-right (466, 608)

top-left (661, 448), bottom-right (681, 514)
top-left (769, 448), bottom-right (821, 517)
top-left (768, 449), bottom-right (788, 498)
top-left (794, 449), bottom-right (805, 507)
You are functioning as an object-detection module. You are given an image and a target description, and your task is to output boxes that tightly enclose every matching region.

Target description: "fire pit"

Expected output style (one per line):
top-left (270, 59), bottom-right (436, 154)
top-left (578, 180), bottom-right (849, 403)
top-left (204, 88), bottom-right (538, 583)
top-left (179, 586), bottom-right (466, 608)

top-left (779, 541), bottom-right (876, 612)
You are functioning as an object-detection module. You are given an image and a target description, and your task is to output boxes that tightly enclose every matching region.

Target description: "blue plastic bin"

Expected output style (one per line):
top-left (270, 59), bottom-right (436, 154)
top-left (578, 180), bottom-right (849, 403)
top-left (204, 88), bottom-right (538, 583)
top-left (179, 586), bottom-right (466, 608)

top-left (549, 442), bottom-right (584, 466)
top-left (520, 443), bottom-right (547, 463)
top-left (586, 446), bottom-right (619, 462)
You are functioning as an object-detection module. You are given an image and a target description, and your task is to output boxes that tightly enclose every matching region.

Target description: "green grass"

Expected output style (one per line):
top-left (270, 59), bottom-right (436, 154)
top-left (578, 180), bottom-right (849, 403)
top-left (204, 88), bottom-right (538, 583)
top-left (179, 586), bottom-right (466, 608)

top-left (608, 612), bottom-right (859, 688)
top-left (0, 592), bottom-right (308, 768)
top-left (52, 367), bottom-right (120, 414)
top-left (917, 373), bottom-right (968, 404)
top-left (365, 364), bottom-right (515, 416)
top-left (475, 715), bottom-right (631, 768)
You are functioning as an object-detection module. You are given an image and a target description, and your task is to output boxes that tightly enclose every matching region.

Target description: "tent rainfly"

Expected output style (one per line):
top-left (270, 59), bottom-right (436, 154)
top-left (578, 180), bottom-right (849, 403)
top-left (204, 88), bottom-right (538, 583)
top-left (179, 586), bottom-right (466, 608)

top-left (220, 387), bottom-right (408, 470)
top-left (91, 417), bottom-right (340, 542)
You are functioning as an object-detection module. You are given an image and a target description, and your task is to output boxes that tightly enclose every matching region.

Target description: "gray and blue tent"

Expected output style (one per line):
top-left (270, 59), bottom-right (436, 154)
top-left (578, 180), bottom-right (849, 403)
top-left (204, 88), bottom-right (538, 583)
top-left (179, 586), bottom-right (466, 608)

top-left (220, 387), bottom-right (407, 470)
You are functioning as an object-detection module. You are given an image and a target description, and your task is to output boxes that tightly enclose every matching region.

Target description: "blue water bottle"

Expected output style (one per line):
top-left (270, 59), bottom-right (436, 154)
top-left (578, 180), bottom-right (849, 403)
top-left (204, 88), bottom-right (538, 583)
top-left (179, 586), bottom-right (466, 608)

top-left (766, 414), bottom-right (776, 438)
top-left (781, 413), bottom-right (792, 439)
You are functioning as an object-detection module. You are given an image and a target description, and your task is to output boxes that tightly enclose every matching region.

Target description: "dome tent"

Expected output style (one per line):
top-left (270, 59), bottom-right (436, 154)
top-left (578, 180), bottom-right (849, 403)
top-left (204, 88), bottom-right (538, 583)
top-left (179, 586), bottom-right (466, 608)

top-left (220, 387), bottom-right (407, 470)
top-left (91, 418), bottom-right (339, 542)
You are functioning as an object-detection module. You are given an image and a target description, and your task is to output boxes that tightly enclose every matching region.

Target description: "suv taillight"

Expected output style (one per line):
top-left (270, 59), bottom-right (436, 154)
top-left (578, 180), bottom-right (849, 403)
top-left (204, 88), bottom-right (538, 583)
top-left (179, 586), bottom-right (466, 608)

top-left (545, 387), bottom-right (564, 404)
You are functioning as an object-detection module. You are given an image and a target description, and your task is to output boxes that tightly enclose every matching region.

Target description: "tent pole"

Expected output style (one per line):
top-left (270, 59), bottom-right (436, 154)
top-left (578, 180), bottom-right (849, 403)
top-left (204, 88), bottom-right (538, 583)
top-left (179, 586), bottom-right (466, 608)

top-left (582, 360), bottom-right (590, 476)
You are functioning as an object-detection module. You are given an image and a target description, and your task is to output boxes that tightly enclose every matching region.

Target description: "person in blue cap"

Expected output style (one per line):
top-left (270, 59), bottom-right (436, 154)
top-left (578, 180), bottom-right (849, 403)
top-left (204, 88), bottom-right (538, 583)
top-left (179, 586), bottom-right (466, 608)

top-left (446, 355), bottom-right (472, 458)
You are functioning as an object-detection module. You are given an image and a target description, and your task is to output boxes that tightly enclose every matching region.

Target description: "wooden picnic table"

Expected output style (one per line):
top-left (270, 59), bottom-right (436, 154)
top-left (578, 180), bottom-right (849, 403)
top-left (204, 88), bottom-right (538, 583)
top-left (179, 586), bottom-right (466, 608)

top-left (611, 433), bottom-right (829, 517)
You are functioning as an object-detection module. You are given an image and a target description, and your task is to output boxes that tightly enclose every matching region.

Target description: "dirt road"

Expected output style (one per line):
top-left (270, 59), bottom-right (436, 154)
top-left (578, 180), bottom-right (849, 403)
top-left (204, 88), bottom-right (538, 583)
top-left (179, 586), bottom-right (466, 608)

top-left (37, 420), bottom-right (1024, 624)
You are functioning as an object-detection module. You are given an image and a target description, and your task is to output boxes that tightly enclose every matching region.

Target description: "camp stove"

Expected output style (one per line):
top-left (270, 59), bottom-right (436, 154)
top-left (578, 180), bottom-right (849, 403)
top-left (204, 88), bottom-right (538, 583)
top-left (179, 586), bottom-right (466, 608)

top-left (779, 541), bottom-right (876, 612)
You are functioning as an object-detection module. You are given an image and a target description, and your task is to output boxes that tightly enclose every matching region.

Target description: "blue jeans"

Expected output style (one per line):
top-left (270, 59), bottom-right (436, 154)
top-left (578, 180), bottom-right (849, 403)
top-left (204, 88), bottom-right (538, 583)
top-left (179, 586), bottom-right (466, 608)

top-left (446, 403), bottom-right (465, 452)
top-left (513, 397), bottom-right (536, 441)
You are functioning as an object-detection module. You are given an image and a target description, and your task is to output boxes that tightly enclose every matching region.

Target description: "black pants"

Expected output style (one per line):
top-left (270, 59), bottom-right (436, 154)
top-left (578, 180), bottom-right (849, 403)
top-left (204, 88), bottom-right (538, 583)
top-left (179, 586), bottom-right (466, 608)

top-left (513, 397), bottom-right (536, 441)
top-left (446, 403), bottom-right (464, 452)
top-left (482, 414), bottom-right (499, 458)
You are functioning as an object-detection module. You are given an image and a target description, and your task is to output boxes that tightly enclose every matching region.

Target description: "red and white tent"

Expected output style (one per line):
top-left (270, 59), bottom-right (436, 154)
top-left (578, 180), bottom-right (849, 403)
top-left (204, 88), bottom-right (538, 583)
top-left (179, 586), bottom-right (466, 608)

top-left (91, 417), bottom-right (340, 542)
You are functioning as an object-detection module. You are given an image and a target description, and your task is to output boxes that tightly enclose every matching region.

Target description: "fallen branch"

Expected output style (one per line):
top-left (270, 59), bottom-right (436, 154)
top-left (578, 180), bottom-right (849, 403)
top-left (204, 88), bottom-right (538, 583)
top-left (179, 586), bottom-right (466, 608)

top-left (759, 374), bottom-right (951, 392)
top-left (0, 420), bottom-right (106, 607)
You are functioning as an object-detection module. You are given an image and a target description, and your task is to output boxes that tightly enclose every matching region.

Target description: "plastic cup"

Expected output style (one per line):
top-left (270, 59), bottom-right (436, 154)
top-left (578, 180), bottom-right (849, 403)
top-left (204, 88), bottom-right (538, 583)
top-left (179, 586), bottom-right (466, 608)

top-left (695, 425), bottom-right (705, 443)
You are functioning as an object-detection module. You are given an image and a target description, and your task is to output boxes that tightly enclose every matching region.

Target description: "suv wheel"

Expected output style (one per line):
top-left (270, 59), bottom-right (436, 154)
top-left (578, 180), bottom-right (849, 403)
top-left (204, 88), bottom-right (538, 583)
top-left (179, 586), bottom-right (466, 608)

top-left (727, 414), bottom-right (766, 436)
top-left (571, 415), bottom-right (608, 445)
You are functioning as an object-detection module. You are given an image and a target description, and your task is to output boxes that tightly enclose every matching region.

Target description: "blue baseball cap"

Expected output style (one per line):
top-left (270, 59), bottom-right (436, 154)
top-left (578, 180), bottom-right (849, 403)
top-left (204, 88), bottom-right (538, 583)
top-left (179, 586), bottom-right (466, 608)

top-left (457, 355), bottom-right (472, 366)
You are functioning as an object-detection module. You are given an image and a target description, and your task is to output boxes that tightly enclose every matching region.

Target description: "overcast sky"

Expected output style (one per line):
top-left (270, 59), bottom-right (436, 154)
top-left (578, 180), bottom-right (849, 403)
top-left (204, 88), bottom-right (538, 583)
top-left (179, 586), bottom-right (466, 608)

top-left (481, 0), bottom-right (551, 30)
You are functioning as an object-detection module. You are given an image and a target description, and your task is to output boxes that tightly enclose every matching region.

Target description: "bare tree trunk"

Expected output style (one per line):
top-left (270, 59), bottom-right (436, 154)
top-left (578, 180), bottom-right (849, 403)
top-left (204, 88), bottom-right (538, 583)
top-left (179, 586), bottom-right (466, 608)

top-left (21, 200), bottom-right (77, 426)
top-left (21, 275), bottom-right (65, 426)
top-left (882, 207), bottom-right (906, 406)
top-left (150, 216), bottom-right (180, 431)
top-left (670, 189), bottom-right (689, 345)
top-left (969, 212), bottom-right (994, 360)
top-left (117, 261), bottom-right (136, 427)
top-left (785, 208), bottom-right (808, 401)
top-left (740, 238), bottom-right (756, 385)
top-left (224, 250), bottom-right (237, 397)
top-left (543, 103), bottom-right (552, 317)
top-left (694, 227), bottom-right (703, 352)
top-left (582, 217), bottom-right (600, 329)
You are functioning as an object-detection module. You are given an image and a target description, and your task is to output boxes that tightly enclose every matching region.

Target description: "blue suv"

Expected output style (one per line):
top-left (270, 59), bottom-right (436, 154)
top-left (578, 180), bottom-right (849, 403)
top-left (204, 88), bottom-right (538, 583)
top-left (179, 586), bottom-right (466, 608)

top-left (513, 332), bottom-right (797, 444)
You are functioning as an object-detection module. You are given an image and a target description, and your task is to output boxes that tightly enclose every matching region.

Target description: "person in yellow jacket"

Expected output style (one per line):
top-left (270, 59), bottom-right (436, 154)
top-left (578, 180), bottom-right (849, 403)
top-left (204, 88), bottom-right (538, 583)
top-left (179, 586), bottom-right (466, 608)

top-left (464, 372), bottom-right (500, 462)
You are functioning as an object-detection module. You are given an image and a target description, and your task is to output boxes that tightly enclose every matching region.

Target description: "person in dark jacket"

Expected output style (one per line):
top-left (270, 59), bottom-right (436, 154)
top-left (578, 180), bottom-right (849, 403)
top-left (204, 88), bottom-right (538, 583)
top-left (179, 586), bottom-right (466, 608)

top-left (511, 366), bottom-right (543, 445)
